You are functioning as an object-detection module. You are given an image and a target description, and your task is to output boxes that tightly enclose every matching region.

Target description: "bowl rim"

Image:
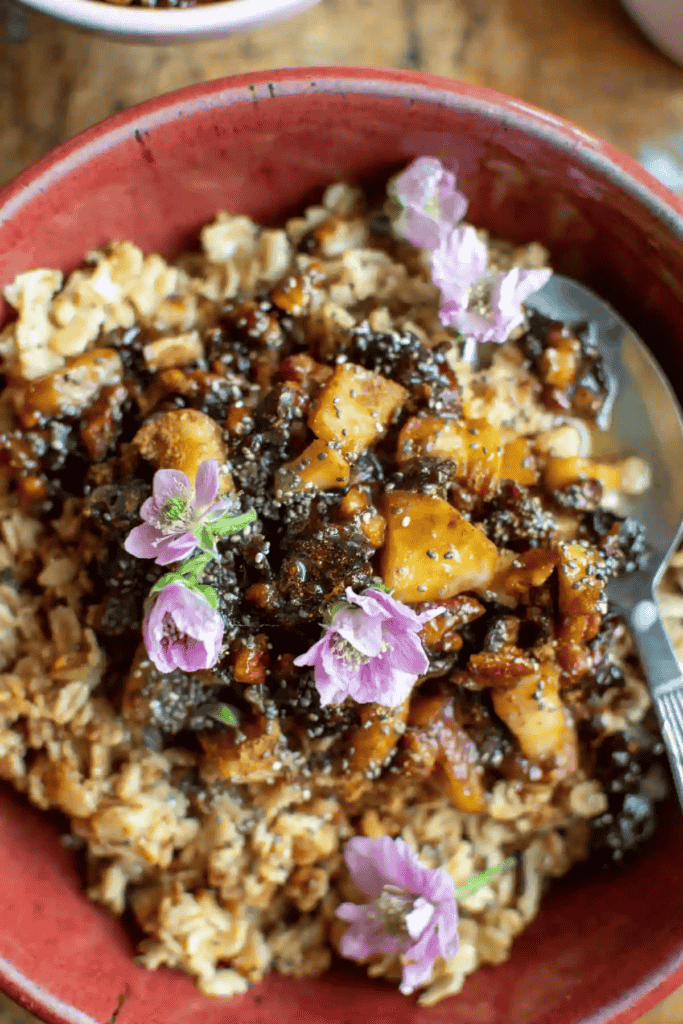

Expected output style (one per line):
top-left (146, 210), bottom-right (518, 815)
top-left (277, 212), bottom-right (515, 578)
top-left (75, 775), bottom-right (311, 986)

top-left (11, 0), bottom-right (320, 40)
top-left (2, 64), bottom-right (683, 1024)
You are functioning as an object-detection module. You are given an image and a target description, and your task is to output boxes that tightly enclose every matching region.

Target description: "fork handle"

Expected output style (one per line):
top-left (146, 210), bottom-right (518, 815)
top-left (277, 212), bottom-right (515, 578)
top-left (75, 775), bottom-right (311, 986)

top-left (624, 595), bottom-right (683, 808)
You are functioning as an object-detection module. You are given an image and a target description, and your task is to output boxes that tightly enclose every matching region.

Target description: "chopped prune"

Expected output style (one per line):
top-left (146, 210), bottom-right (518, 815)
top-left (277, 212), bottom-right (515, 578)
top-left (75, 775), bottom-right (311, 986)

top-left (133, 665), bottom-right (227, 735)
top-left (552, 479), bottom-right (603, 511)
top-left (346, 324), bottom-right (462, 414)
top-left (270, 517), bottom-right (375, 625)
top-left (587, 725), bottom-right (667, 866)
top-left (521, 312), bottom-right (610, 424)
top-left (390, 456), bottom-right (459, 499)
top-left (483, 481), bottom-right (558, 550)
top-left (579, 510), bottom-right (650, 575)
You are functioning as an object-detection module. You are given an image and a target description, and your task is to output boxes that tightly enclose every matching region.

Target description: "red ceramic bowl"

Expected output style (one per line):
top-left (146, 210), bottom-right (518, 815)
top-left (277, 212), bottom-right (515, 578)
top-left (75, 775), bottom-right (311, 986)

top-left (1, 66), bottom-right (683, 1024)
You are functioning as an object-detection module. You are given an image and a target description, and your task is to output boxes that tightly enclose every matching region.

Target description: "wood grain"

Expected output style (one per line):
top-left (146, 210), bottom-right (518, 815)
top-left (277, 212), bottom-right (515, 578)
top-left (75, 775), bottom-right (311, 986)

top-left (1, 0), bottom-right (683, 1020)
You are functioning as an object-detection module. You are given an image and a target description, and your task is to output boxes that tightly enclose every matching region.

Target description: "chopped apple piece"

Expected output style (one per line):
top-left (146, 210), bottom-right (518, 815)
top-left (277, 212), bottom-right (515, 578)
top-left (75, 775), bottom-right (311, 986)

top-left (543, 456), bottom-right (623, 492)
top-left (275, 438), bottom-right (350, 495)
top-left (500, 436), bottom-right (538, 486)
top-left (200, 716), bottom-right (282, 784)
top-left (397, 415), bottom-right (501, 496)
top-left (381, 490), bottom-right (498, 603)
top-left (308, 362), bottom-right (407, 455)
top-left (9, 348), bottom-right (123, 424)
top-left (346, 701), bottom-right (409, 774)
top-left (404, 694), bottom-right (486, 812)
top-left (491, 665), bottom-right (578, 776)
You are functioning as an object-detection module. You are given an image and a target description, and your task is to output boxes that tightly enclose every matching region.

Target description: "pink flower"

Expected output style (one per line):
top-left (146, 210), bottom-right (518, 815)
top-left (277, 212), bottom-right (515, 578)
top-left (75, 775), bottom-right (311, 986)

top-left (430, 224), bottom-right (488, 318)
top-left (293, 588), bottom-right (442, 708)
top-left (124, 459), bottom-right (236, 566)
top-left (433, 229), bottom-right (552, 343)
top-left (489, 266), bottom-right (552, 340)
top-left (142, 581), bottom-right (224, 673)
top-left (390, 157), bottom-right (468, 250)
top-left (336, 836), bottom-right (459, 995)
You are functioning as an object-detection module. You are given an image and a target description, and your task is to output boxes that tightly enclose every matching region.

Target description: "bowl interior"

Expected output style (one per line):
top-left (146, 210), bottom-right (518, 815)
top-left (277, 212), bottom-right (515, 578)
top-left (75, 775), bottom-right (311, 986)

top-left (1, 68), bottom-right (683, 1024)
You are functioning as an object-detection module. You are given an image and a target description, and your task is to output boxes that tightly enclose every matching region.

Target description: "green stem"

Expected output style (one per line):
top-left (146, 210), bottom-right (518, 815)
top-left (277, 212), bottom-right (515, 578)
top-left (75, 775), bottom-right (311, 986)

top-left (455, 857), bottom-right (516, 900)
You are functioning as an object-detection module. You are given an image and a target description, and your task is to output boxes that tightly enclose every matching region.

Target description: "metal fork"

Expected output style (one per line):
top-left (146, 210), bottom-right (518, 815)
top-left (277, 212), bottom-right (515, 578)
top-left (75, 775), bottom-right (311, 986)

top-left (527, 275), bottom-right (683, 810)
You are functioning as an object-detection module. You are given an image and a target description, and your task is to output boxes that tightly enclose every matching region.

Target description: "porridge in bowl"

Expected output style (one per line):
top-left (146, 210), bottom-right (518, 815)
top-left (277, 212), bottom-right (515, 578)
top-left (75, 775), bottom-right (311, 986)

top-left (0, 159), bottom-right (672, 1004)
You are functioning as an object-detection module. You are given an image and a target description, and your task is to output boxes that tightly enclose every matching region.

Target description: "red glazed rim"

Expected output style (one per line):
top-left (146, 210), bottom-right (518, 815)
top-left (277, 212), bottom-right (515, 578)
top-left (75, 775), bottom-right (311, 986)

top-left (2, 65), bottom-right (683, 1024)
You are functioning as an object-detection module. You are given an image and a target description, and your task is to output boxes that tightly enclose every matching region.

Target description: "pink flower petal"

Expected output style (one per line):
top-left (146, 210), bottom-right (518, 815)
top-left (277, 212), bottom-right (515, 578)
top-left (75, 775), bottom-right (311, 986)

top-left (297, 586), bottom-right (435, 707)
top-left (293, 636), bottom-right (328, 669)
top-left (430, 225), bottom-right (488, 309)
top-left (490, 267), bottom-right (552, 340)
top-left (152, 532), bottom-right (199, 566)
top-left (338, 907), bottom-right (404, 959)
top-left (193, 459), bottom-right (219, 507)
top-left (152, 468), bottom-right (191, 505)
top-left (343, 836), bottom-right (399, 899)
top-left (139, 495), bottom-right (162, 523)
top-left (400, 927), bottom-right (443, 994)
top-left (124, 522), bottom-right (161, 560)
top-left (331, 605), bottom-right (384, 658)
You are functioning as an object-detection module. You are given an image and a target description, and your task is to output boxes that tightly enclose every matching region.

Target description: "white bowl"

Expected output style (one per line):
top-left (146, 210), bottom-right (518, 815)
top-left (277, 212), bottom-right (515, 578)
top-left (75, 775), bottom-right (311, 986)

top-left (14, 0), bottom-right (320, 43)
top-left (622, 0), bottom-right (683, 66)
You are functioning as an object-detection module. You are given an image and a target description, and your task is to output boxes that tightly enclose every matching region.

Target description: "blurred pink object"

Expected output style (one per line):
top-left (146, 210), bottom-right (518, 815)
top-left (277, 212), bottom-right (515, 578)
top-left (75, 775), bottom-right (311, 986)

top-left (10, 0), bottom-right (320, 44)
top-left (622, 0), bottom-right (683, 66)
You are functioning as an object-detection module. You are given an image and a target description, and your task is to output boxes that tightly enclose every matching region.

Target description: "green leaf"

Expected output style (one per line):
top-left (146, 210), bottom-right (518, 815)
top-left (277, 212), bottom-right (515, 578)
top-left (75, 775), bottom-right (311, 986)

top-left (455, 857), bottom-right (516, 900)
top-left (210, 509), bottom-right (257, 536)
top-left (213, 704), bottom-right (239, 726)
top-left (195, 585), bottom-right (219, 609)
top-left (198, 702), bottom-right (240, 727)
top-left (180, 552), bottom-right (213, 576)
top-left (194, 524), bottom-right (216, 551)
top-left (149, 572), bottom-right (187, 594)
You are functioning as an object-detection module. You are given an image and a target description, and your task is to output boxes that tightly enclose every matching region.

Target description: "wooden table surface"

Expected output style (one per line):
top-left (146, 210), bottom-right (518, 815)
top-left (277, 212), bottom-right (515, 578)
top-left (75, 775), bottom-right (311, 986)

top-left (1, 0), bottom-right (683, 1020)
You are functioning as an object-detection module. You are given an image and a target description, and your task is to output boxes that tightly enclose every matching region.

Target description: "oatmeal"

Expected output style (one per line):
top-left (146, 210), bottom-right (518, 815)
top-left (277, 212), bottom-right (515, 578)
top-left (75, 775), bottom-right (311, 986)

top-left (0, 161), bottom-right (672, 1004)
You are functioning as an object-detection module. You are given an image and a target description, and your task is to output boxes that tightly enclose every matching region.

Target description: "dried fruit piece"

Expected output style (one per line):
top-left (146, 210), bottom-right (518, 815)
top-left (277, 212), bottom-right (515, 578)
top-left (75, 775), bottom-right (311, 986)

top-left (381, 490), bottom-right (498, 603)
top-left (556, 541), bottom-right (605, 618)
top-left (421, 595), bottom-right (486, 653)
top-left (537, 330), bottom-right (581, 389)
top-left (80, 384), bottom-right (127, 462)
top-left (337, 486), bottom-right (386, 547)
top-left (498, 548), bottom-right (557, 598)
top-left (231, 634), bottom-right (270, 686)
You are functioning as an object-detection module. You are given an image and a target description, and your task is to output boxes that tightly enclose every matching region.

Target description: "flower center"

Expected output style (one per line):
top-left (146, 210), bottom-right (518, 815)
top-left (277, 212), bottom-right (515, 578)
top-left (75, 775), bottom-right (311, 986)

top-left (330, 635), bottom-right (374, 666)
top-left (374, 885), bottom-right (435, 938)
top-left (467, 277), bottom-right (492, 317)
top-left (160, 612), bottom-right (193, 653)
top-left (423, 196), bottom-right (441, 218)
top-left (162, 496), bottom-right (190, 524)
